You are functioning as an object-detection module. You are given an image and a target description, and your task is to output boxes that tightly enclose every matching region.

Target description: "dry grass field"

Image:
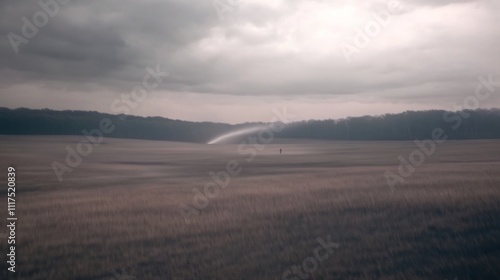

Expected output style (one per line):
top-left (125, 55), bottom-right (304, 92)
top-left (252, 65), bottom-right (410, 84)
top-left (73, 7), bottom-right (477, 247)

top-left (0, 136), bottom-right (499, 280)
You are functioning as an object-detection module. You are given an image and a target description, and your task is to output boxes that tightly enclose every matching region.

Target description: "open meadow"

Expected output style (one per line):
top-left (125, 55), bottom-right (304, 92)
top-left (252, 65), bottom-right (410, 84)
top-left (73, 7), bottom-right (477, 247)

top-left (0, 136), bottom-right (499, 280)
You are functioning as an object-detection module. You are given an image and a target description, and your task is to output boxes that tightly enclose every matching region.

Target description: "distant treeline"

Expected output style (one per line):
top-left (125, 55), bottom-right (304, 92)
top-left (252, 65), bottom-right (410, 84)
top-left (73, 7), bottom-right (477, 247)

top-left (0, 107), bottom-right (246, 143)
top-left (1, 107), bottom-right (500, 142)
top-left (280, 108), bottom-right (500, 141)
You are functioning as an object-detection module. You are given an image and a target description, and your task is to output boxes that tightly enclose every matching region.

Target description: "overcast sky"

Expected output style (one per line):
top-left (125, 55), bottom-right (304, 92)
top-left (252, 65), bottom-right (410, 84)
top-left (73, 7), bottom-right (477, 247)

top-left (1, 0), bottom-right (499, 123)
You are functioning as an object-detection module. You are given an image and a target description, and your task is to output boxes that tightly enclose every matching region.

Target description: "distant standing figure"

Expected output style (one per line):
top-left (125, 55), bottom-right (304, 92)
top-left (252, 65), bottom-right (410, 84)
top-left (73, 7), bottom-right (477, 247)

top-left (280, 148), bottom-right (282, 154)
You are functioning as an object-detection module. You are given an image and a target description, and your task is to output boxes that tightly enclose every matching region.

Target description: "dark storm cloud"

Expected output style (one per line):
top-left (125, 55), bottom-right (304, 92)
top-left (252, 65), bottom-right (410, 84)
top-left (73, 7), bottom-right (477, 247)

top-left (0, 0), bottom-right (219, 89)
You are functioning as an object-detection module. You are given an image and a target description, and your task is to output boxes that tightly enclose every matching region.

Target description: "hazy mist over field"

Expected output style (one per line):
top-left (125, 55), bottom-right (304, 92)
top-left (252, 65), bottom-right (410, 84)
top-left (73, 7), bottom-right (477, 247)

top-left (1, 0), bottom-right (500, 279)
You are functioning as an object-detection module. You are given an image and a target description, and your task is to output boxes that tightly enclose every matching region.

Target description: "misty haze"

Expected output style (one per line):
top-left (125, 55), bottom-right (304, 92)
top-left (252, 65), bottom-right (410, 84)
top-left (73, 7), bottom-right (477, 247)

top-left (1, 0), bottom-right (499, 279)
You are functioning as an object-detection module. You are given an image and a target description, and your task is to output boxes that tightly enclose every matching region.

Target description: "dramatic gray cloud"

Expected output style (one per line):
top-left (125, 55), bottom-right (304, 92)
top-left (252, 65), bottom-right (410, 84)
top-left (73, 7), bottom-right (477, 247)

top-left (1, 0), bottom-right (499, 123)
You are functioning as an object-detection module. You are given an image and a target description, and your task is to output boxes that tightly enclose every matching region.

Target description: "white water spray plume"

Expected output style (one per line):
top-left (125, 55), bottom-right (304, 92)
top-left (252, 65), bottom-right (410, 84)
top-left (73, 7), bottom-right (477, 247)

top-left (207, 125), bottom-right (270, 144)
